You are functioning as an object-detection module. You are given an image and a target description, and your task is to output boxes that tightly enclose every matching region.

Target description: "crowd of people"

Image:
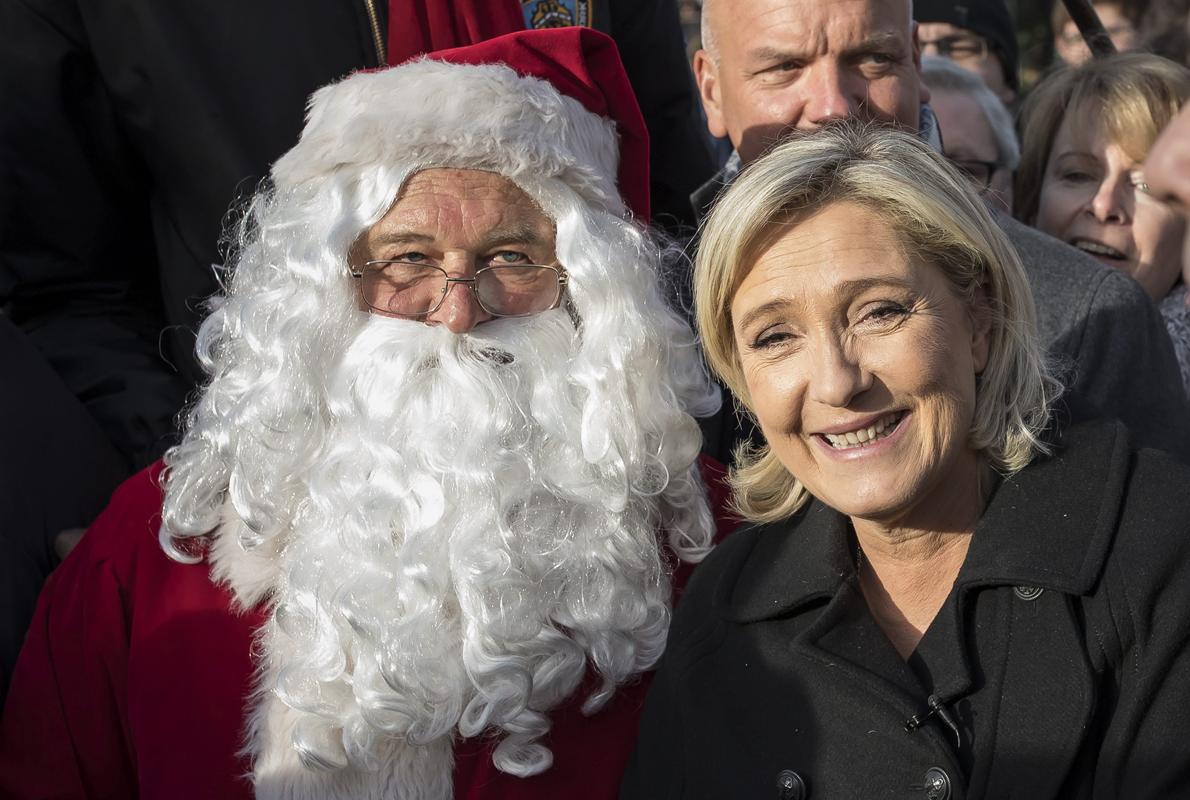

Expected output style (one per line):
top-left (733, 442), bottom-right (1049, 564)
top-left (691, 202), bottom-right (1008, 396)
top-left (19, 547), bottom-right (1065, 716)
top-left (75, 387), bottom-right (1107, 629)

top-left (3, 0), bottom-right (1190, 798)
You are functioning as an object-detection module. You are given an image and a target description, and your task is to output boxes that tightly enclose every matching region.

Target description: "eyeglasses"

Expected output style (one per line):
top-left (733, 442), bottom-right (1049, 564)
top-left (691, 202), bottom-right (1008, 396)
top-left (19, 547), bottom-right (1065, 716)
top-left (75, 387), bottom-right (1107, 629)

top-left (920, 34), bottom-right (989, 61)
top-left (1060, 23), bottom-right (1134, 46)
top-left (1130, 169), bottom-right (1188, 216)
top-left (947, 158), bottom-right (1001, 192)
top-left (349, 260), bottom-right (569, 318)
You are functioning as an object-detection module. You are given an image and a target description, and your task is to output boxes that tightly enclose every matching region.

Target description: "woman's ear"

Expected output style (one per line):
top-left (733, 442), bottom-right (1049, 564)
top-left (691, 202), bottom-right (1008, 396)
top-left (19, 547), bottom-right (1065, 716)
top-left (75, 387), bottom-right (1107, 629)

top-left (969, 283), bottom-right (993, 376)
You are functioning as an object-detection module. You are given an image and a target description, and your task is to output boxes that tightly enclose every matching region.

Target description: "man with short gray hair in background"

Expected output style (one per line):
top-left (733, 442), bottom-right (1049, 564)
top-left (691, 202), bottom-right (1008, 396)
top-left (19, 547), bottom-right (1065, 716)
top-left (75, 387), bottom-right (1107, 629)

top-left (688, 0), bottom-right (1190, 462)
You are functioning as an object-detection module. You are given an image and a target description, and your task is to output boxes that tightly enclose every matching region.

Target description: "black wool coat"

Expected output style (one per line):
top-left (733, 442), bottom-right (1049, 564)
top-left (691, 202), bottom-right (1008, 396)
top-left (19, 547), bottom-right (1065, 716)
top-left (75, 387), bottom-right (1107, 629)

top-left (620, 421), bottom-right (1190, 799)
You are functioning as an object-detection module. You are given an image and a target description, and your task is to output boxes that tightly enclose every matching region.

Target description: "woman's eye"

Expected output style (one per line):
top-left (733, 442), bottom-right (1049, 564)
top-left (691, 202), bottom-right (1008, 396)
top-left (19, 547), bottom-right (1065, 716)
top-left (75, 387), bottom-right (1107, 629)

top-left (395, 251), bottom-right (428, 263)
top-left (751, 328), bottom-right (794, 350)
top-left (1059, 170), bottom-right (1096, 184)
top-left (860, 303), bottom-right (909, 325)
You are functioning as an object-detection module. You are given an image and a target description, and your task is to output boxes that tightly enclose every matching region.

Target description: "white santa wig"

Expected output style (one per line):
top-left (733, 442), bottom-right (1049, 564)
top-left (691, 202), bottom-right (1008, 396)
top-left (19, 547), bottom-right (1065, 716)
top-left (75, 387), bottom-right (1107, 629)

top-left (159, 30), bottom-right (719, 798)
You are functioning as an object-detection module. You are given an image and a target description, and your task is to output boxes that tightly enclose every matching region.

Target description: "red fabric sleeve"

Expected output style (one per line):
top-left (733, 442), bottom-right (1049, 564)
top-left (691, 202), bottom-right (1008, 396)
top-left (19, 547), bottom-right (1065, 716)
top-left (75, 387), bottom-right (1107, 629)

top-left (0, 464), bottom-right (262, 800)
top-left (0, 480), bottom-right (145, 798)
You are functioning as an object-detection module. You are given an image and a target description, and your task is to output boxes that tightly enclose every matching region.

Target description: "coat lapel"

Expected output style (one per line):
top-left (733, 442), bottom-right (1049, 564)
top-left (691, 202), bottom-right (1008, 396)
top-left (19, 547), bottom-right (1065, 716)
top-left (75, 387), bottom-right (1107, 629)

top-left (959, 421), bottom-right (1130, 798)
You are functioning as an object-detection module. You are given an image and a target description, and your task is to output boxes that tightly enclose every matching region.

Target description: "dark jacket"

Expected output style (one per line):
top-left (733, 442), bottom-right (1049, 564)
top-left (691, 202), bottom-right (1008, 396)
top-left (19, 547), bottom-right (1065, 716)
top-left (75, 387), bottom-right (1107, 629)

top-left (687, 164), bottom-right (1190, 464)
top-left (0, 0), bottom-right (385, 467)
top-left (621, 421), bottom-right (1190, 799)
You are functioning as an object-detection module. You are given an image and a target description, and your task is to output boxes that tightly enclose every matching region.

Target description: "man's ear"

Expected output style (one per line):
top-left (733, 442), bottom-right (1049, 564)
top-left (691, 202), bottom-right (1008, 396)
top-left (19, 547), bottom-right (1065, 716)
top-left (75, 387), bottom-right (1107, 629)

top-left (693, 50), bottom-right (729, 139)
top-left (911, 22), bottom-right (930, 105)
top-left (970, 283), bottom-right (993, 376)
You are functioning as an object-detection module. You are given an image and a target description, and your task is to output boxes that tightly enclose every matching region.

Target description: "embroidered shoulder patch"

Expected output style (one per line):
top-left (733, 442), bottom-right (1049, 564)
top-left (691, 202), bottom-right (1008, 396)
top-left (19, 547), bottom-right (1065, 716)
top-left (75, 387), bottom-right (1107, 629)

top-left (522, 0), bottom-right (592, 29)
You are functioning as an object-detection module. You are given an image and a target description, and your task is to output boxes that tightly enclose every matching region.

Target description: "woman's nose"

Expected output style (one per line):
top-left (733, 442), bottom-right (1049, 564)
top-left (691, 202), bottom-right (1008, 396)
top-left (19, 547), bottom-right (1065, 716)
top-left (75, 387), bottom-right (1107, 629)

top-left (1089, 176), bottom-right (1131, 224)
top-left (808, 337), bottom-right (870, 408)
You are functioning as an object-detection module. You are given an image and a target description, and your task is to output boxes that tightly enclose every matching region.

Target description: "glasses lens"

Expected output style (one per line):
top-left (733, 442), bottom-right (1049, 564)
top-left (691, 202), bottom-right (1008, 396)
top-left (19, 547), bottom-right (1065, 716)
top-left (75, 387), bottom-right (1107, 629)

top-left (475, 266), bottom-right (561, 316)
top-left (950, 159), bottom-right (994, 190)
top-left (362, 262), bottom-right (447, 315)
top-left (939, 36), bottom-right (985, 59)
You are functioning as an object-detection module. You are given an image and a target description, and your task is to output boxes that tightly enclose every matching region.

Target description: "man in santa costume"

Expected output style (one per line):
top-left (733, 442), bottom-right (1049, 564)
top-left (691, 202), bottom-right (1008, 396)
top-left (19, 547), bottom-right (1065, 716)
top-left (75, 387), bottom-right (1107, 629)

top-left (0, 28), bottom-right (728, 799)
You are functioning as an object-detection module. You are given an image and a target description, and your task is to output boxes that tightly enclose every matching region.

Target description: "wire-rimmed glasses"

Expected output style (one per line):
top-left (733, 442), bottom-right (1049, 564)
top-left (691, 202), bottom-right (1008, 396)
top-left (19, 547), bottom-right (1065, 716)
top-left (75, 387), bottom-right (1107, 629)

top-left (349, 260), bottom-right (569, 318)
top-left (920, 34), bottom-right (989, 63)
top-left (947, 158), bottom-right (1001, 194)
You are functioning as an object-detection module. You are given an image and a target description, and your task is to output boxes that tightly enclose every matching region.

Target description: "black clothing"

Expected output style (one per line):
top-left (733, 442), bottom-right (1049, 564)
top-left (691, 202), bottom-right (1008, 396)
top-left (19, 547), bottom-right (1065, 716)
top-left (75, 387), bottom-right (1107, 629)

top-left (589, 1), bottom-right (715, 231)
top-left (621, 421), bottom-right (1190, 798)
top-left (0, 317), bottom-right (126, 702)
top-left (1, 0), bottom-right (386, 464)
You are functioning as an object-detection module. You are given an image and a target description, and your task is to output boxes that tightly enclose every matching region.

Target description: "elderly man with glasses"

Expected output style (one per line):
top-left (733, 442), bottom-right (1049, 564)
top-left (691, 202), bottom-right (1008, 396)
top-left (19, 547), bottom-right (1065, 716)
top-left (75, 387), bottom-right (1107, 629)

top-left (922, 55), bottom-right (1020, 214)
top-left (0, 28), bottom-right (730, 800)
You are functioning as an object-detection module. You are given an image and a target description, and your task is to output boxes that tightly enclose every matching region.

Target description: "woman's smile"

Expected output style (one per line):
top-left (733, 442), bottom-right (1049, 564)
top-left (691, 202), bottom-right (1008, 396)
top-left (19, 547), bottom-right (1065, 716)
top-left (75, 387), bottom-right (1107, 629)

top-left (811, 409), bottom-right (909, 457)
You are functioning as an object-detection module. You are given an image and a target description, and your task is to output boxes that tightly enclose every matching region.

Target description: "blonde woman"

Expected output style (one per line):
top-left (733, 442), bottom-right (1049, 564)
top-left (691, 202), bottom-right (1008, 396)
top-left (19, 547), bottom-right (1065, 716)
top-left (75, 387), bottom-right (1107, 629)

top-left (621, 122), bottom-right (1190, 799)
top-left (1017, 52), bottom-right (1190, 395)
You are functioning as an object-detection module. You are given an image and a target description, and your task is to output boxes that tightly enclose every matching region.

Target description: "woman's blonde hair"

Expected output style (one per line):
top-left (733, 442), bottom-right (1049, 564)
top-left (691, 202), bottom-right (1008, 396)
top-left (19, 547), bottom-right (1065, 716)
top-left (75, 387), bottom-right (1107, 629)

top-left (1016, 52), bottom-right (1190, 225)
top-left (695, 122), bottom-right (1059, 523)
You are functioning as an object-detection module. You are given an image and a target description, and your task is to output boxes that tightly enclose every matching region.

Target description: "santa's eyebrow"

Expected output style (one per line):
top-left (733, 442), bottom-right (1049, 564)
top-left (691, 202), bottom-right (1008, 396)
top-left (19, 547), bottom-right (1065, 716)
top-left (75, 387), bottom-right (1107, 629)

top-left (369, 231), bottom-right (435, 247)
top-left (480, 223), bottom-right (549, 248)
top-left (367, 222), bottom-right (550, 250)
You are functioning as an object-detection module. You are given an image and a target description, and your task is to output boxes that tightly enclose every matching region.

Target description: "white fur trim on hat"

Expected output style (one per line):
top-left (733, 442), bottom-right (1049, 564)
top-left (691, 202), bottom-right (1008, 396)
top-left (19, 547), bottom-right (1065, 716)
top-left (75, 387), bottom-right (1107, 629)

top-left (271, 59), bottom-right (625, 216)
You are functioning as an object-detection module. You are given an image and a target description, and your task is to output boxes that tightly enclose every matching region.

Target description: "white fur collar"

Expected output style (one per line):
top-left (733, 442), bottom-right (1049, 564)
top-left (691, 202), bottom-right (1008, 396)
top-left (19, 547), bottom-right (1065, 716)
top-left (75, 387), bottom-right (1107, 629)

top-left (209, 507), bottom-right (456, 800)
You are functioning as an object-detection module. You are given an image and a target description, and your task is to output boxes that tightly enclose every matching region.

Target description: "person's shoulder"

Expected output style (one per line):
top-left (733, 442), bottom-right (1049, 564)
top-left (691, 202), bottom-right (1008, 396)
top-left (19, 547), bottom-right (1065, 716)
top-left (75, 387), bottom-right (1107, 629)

top-left (60, 461), bottom-right (170, 578)
top-left (1116, 442), bottom-right (1190, 543)
top-left (999, 214), bottom-right (1154, 307)
top-left (998, 214), bottom-right (1118, 299)
top-left (670, 520), bottom-right (764, 635)
top-left (1061, 422), bottom-right (1190, 597)
top-left (1080, 438), bottom-right (1190, 654)
top-left (998, 215), bottom-right (1163, 364)
top-left (1050, 417), bottom-right (1190, 496)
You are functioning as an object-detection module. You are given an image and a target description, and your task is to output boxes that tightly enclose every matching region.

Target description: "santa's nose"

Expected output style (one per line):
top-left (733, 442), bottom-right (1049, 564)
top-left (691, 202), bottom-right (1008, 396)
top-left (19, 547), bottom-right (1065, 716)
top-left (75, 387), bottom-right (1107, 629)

top-left (426, 280), bottom-right (493, 333)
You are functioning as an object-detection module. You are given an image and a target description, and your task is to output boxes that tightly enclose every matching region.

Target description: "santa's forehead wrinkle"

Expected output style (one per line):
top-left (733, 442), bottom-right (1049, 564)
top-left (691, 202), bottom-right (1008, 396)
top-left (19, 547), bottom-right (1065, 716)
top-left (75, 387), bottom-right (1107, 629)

top-left (382, 168), bottom-right (549, 244)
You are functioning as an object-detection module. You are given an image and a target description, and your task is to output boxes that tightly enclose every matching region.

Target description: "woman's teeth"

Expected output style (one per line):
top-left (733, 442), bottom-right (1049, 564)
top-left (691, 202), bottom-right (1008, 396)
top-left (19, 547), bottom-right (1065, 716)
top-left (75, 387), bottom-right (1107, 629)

top-left (1073, 239), bottom-right (1126, 259)
top-left (822, 412), bottom-right (903, 449)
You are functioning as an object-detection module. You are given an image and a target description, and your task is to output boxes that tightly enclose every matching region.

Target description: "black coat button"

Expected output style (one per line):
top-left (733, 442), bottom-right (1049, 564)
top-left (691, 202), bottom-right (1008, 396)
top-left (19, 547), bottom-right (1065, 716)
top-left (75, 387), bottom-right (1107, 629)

top-left (1014, 585), bottom-right (1044, 601)
top-left (923, 766), bottom-right (951, 800)
top-left (776, 769), bottom-right (806, 800)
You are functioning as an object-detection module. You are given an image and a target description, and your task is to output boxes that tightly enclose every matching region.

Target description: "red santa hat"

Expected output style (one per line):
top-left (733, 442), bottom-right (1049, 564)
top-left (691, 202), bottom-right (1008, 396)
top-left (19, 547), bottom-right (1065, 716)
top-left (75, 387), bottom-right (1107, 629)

top-left (270, 27), bottom-right (651, 220)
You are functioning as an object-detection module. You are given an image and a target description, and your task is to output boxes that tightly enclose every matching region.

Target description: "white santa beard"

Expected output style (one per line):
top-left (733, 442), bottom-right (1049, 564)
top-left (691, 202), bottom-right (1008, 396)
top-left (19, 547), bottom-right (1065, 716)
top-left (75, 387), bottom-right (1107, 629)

top-left (254, 311), bottom-right (674, 790)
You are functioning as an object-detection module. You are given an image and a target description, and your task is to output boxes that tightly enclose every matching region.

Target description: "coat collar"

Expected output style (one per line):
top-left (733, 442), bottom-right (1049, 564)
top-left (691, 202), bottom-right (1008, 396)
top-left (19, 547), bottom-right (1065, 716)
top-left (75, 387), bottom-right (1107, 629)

top-left (690, 152), bottom-right (740, 223)
top-left (729, 420), bottom-right (1132, 623)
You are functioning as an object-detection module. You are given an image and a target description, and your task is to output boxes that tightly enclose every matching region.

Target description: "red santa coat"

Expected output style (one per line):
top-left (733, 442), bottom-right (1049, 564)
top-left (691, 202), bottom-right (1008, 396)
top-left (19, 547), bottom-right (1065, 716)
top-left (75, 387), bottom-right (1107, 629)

top-left (0, 458), bottom-right (732, 799)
